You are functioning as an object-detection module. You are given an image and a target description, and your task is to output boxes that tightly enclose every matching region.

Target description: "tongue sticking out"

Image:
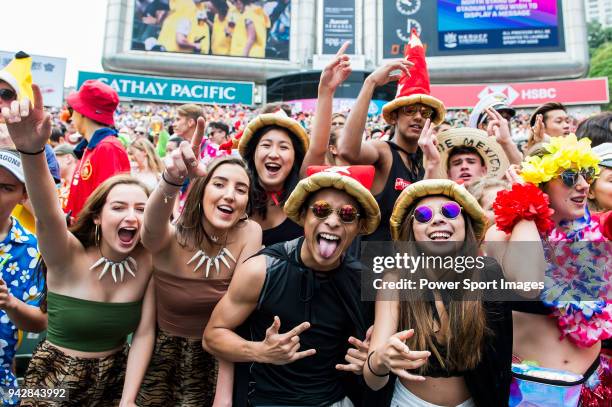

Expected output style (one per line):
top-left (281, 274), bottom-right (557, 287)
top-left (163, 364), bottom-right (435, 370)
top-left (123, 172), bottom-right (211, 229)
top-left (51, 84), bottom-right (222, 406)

top-left (318, 238), bottom-right (339, 259)
top-left (118, 229), bottom-right (135, 243)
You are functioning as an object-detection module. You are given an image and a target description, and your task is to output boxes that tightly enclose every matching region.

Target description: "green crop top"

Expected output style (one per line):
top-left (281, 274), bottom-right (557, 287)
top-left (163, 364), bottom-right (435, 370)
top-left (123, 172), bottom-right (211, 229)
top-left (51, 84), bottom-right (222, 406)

top-left (46, 291), bottom-right (142, 352)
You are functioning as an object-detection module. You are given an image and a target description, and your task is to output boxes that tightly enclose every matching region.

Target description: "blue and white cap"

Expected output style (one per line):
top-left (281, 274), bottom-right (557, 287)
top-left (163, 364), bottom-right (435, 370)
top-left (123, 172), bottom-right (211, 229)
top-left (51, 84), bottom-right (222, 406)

top-left (0, 148), bottom-right (24, 183)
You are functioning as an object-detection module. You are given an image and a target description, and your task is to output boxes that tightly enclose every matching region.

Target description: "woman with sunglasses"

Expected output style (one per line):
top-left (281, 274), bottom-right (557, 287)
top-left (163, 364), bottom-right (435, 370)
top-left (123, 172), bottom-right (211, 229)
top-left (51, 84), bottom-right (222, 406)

top-left (364, 179), bottom-right (543, 406)
top-left (497, 135), bottom-right (612, 406)
top-left (4, 85), bottom-right (155, 406)
top-left (120, 124), bottom-right (262, 407)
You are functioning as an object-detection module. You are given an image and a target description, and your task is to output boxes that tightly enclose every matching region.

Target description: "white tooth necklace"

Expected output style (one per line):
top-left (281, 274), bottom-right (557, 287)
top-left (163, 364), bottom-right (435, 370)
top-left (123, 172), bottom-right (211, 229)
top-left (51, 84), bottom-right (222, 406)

top-left (187, 247), bottom-right (236, 277)
top-left (89, 255), bottom-right (138, 283)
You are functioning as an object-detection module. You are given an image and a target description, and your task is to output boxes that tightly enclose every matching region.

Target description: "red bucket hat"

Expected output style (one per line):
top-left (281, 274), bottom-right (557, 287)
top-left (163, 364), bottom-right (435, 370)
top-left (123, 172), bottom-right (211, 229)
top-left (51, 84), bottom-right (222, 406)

top-left (67, 80), bottom-right (119, 126)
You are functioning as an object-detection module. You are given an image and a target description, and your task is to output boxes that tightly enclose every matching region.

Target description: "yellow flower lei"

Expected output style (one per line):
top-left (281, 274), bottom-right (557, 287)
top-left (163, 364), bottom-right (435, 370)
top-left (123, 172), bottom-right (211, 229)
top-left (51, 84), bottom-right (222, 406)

top-left (520, 134), bottom-right (601, 185)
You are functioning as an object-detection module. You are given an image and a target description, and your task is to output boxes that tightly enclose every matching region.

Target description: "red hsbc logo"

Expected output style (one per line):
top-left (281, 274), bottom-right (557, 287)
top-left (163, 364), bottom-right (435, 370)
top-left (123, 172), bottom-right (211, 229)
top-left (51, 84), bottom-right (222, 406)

top-left (432, 78), bottom-right (609, 109)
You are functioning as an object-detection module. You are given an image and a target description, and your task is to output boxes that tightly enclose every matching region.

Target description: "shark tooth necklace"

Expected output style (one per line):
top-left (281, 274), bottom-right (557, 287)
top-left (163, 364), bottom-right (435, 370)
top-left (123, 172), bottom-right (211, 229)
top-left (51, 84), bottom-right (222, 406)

top-left (187, 233), bottom-right (235, 277)
top-left (89, 253), bottom-right (138, 283)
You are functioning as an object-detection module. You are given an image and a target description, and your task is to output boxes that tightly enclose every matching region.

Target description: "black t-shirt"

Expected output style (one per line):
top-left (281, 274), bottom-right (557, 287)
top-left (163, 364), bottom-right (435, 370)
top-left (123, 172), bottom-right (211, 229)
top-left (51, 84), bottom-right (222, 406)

top-left (247, 238), bottom-right (367, 406)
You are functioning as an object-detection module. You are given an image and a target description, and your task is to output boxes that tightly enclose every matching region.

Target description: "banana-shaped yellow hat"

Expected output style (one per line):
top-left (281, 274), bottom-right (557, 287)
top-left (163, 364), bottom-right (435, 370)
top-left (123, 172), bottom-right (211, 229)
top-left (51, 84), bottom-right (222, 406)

top-left (0, 51), bottom-right (34, 102)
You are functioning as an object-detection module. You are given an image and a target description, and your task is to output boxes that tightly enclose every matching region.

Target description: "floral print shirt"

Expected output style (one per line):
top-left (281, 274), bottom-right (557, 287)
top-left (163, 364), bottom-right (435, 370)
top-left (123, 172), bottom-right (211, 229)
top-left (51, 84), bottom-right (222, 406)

top-left (0, 218), bottom-right (43, 405)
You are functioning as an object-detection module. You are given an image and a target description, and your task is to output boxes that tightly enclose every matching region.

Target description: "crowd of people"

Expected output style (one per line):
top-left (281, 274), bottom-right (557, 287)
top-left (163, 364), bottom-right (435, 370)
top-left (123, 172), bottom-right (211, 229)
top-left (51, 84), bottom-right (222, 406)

top-left (0, 31), bottom-right (611, 407)
top-left (132, 0), bottom-right (291, 59)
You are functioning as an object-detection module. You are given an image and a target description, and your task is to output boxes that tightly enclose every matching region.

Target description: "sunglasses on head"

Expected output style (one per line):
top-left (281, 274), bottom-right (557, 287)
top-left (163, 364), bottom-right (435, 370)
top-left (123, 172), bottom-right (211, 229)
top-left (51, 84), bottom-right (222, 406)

top-left (309, 200), bottom-right (361, 224)
top-left (0, 88), bottom-right (17, 102)
top-left (413, 201), bottom-right (462, 224)
top-left (559, 168), bottom-right (596, 188)
top-left (400, 105), bottom-right (435, 119)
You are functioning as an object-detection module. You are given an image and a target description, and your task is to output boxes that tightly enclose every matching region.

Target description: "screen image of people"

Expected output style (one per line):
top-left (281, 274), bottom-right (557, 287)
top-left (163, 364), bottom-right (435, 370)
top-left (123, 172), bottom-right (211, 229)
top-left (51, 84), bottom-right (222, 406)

top-left (131, 0), bottom-right (291, 60)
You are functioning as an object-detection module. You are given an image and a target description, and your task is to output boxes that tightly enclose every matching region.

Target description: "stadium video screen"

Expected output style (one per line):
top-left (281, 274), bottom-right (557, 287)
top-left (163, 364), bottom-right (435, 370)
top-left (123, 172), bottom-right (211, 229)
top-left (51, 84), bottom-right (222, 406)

top-left (131, 0), bottom-right (291, 60)
top-left (383, 0), bottom-right (565, 58)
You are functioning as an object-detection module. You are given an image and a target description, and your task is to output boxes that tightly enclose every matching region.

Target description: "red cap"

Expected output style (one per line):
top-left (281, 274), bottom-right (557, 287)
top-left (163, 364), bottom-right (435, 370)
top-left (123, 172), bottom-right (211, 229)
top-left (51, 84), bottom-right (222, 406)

top-left (67, 80), bottom-right (119, 126)
top-left (306, 166), bottom-right (375, 190)
top-left (396, 29), bottom-right (431, 99)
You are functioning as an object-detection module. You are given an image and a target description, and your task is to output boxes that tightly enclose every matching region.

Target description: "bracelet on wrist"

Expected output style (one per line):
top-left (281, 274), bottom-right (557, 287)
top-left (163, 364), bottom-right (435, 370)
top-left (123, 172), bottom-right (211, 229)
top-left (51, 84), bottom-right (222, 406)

top-left (367, 351), bottom-right (389, 377)
top-left (161, 171), bottom-right (183, 188)
top-left (16, 146), bottom-right (46, 155)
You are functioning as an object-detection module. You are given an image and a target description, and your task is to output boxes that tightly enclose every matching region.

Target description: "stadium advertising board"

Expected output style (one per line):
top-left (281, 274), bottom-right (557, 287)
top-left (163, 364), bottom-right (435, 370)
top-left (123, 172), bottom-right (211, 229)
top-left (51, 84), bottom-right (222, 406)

top-left (321, 0), bottom-right (355, 54)
top-left (430, 78), bottom-right (609, 109)
top-left (77, 71), bottom-right (254, 105)
top-left (383, 0), bottom-right (565, 58)
top-left (131, 0), bottom-right (291, 60)
top-left (0, 51), bottom-right (66, 108)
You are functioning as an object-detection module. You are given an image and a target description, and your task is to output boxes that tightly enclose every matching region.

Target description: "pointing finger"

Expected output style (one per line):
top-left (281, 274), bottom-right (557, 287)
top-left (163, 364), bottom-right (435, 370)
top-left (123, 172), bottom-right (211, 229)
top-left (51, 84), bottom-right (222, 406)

top-left (191, 117), bottom-right (206, 156)
top-left (336, 40), bottom-right (351, 56)
top-left (32, 84), bottom-right (44, 111)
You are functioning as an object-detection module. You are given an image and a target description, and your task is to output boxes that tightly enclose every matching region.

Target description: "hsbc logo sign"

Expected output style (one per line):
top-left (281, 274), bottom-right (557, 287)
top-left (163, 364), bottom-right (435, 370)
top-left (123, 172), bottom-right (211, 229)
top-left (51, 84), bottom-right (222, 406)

top-left (478, 85), bottom-right (519, 104)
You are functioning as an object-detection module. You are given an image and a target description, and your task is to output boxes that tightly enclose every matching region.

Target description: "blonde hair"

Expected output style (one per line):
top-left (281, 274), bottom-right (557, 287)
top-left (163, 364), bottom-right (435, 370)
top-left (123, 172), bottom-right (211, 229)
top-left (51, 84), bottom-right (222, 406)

top-left (129, 138), bottom-right (164, 173)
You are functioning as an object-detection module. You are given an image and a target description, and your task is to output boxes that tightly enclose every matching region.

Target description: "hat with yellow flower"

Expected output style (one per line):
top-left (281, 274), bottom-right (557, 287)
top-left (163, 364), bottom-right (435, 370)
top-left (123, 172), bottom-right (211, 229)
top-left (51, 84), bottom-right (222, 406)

top-left (520, 134), bottom-right (601, 185)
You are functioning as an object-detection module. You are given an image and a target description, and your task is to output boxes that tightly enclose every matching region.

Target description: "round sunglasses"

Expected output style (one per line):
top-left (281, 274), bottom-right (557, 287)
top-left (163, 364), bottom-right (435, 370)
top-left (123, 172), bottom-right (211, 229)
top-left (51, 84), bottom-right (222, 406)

top-left (559, 168), bottom-right (596, 188)
top-left (413, 201), bottom-right (462, 224)
top-left (309, 200), bottom-right (360, 224)
top-left (0, 88), bottom-right (17, 102)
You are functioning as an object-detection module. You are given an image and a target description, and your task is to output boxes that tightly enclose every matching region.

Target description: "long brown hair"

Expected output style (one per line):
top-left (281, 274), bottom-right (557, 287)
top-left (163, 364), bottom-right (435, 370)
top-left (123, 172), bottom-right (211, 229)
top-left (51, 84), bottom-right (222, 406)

top-left (38, 174), bottom-right (150, 312)
top-left (175, 156), bottom-right (252, 250)
top-left (396, 197), bottom-right (489, 374)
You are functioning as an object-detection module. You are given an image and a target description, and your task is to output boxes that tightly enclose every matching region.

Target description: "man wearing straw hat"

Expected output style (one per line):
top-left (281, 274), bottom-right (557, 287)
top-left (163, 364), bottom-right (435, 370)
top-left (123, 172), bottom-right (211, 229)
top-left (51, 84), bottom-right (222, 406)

top-left (205, 166), bottom-right (381, 406)
top-left (336, 30), bottom-right (445, 242)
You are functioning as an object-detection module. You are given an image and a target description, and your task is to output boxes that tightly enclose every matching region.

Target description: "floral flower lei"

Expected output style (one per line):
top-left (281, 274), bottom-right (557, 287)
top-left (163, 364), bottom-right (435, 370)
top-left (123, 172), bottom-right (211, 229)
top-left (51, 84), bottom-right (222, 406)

top-left (542, 207), bottom-right (612, 347)
top-left (520, 134), bottom-right (601, 185)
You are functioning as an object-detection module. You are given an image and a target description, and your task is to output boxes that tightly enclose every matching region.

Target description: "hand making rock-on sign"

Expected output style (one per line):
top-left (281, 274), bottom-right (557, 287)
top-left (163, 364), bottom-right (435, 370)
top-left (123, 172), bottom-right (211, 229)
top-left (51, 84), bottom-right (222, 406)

top-left (5, 83), bottom-right (155, 407)
top-left (204, 165), bottom-right (381, 406)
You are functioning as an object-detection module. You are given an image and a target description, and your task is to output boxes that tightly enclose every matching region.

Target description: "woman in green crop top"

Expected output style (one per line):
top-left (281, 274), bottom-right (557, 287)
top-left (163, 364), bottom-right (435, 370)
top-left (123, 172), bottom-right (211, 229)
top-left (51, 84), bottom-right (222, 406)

top-left (120, 135), bottom-right (262, 407)
top-left (4, 87), bottom-right (155, 407)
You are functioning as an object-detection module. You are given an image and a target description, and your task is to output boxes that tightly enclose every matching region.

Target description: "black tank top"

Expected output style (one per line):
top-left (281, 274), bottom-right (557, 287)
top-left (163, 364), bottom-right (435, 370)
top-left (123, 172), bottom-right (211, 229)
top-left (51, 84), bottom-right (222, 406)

top-left (262, 217), bottom-right (303, 247)
top-left (364, 141), bottom-right (424, 242)
top-left (247, 238), bottom-right (367, 406)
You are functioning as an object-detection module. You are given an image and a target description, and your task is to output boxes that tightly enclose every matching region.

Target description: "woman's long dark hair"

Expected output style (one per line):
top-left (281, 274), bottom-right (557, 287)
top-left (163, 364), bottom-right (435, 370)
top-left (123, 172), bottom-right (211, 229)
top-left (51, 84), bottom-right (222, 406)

top-left (243, 125), bottom-right (306, 220)
top-left (396, 196), bottom-right (489, 374)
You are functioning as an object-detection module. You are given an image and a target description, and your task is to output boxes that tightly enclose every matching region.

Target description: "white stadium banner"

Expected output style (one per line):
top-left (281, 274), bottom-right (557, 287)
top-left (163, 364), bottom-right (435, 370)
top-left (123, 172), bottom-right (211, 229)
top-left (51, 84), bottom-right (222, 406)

top-left (0, 51), bottom-right (67, 108)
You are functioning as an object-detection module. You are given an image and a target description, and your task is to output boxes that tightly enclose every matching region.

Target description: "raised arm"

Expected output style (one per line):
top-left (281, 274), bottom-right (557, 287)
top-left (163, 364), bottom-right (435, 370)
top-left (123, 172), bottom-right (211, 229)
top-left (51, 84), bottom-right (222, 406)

top-left (337, 60), bottom-right (412, 165)
top-left (203, 256), bottom-right (316, 364)
top-left (3, 85), bottom-right (74, 267)
top-left (119, 278), bottom-right (156, 407)
top-left (142, 117), bottom-right (207, 253)
top-left (485, 108), bottom-right (523, 165)
top-left (417, 119), bottom-right (441, 180)
top-left (300, 42), bottom-right (352, 176)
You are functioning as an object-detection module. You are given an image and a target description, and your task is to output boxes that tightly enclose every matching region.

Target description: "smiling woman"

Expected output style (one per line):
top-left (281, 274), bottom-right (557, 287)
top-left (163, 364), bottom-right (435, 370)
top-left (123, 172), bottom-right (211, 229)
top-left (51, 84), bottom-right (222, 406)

top-left (128, 149), bottom-right (262, 407)
top-left (3, 83), bottom-right (157, 406)
top-left (238, 113), bottom-right (309, 247)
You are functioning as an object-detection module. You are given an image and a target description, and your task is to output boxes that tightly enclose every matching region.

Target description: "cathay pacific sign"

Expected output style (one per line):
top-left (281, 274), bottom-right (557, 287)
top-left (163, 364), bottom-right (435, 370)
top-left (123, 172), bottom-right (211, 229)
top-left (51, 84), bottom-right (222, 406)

top-left (77, 71), bottom-right (254, 105)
